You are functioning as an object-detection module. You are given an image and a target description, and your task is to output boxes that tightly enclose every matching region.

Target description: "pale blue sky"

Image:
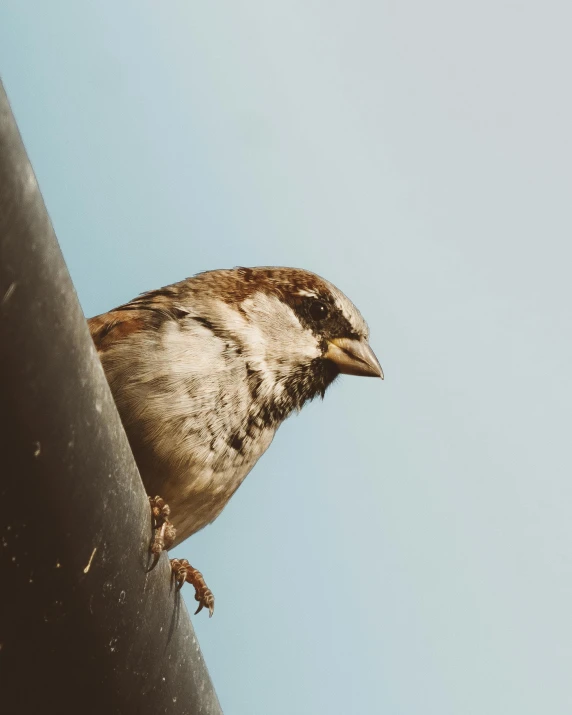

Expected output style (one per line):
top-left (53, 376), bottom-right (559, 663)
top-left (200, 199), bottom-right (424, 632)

top-left (2, 2), bottom-right (571, 713)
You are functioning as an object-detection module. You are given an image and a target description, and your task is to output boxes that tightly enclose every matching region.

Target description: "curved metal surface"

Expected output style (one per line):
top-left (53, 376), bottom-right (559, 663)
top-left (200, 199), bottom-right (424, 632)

top-left (0, 80), bottom-right (223, 715)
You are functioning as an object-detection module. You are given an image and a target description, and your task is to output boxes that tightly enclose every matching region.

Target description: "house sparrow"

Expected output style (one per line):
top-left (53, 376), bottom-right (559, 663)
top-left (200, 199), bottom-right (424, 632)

top-left (88, 267), bottom-right (382, 615)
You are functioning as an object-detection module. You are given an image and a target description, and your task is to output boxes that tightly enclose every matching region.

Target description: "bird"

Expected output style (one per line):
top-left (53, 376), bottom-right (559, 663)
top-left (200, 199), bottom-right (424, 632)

top-left (88, 266), bottom-right (382, 615)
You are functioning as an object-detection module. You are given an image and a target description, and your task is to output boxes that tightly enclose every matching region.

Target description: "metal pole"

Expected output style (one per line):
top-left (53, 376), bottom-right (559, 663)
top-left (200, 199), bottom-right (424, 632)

top-left (0, 79), bottom-right (222, 715)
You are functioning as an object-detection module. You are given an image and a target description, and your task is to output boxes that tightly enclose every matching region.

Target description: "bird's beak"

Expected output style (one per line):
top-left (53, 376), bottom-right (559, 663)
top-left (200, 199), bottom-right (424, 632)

top-left (325, 337), bottom-right (384, 379)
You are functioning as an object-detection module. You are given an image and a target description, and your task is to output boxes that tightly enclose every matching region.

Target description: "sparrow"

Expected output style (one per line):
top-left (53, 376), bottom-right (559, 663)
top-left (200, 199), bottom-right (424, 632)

top-left (88, 266), bottom-right (382, 615)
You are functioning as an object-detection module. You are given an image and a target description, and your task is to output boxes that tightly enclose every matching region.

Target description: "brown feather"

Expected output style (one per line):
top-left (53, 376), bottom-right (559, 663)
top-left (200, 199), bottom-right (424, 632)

top-left (88, 311), bottom-right (148, 354)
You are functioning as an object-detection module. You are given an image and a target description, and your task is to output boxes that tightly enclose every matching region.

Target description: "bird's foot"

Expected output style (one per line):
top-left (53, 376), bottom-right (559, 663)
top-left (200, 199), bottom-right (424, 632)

top-left (170, 558), bottom-right (215, 617)
top-left (148, 495), bottom-right (177, 570)
top-left (148, 497), bottom-right (214, 617)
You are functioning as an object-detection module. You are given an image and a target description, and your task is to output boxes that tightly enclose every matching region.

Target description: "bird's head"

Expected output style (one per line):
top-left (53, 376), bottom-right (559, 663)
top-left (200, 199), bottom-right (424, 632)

top-left (186, 266), bottom-right (382, 424)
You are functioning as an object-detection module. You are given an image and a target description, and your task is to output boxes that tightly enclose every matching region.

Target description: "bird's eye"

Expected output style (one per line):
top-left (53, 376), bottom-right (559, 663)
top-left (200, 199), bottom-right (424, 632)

top-left (308, 300), bottom-right (329, 321)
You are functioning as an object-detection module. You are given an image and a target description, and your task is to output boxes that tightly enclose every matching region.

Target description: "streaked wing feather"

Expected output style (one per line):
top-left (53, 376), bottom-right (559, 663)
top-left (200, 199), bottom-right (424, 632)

top-left (88, 284), bottom-right (189, 355)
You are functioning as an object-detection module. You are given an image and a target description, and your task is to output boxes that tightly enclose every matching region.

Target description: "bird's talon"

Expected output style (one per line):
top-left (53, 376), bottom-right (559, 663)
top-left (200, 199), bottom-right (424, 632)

top-left (170, 558), bottom-right (214, 617)
top-left (149, 495), bottom-right (171, 521)
top-left (147, 551), bottom-right (161, 572)
top-left (148, 495), bottom-right (176, 562)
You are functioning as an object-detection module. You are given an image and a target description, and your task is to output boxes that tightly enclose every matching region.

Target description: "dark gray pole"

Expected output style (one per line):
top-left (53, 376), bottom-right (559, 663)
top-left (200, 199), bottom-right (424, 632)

top-left (0, 80), bottom-right (222, 715)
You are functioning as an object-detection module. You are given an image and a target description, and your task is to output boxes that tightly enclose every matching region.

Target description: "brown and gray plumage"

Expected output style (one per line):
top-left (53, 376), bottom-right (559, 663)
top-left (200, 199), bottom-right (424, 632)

top-left (89, 266), bottom-right (382, 612)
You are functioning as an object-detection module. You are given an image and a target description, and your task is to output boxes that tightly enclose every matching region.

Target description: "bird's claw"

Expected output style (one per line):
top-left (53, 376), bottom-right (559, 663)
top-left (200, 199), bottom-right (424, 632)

top-left (148, 498), bottom-right (214, 617)
top-left (147, 551), bottom-right (161, 573)
top-left (170, 558), bottom-right (215, 617)
top-left (149, 495), bottom-right (171, 522)
top-left (148, 496), bottom-right (176, 568)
